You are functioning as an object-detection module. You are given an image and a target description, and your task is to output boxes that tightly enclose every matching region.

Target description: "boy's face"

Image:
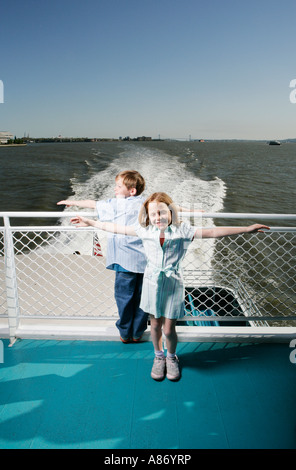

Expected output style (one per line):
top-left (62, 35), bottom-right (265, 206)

top-left (114, 177), bottom-right (134, 198)
top-left (148, 201), bottom-right (172, 231)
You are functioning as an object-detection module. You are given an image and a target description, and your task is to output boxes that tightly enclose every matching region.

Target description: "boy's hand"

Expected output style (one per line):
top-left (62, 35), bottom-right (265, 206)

top-left (57, 200), bottom-right (74, 207)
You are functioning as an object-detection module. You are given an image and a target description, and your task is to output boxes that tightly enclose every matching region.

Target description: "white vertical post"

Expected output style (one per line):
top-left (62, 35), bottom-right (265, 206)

top-left (0, 340), bottom-right (3, 363)
top-left (3, 216), bottom-right (20, 345)
top-left (0, 80), bottom-right (3, 104)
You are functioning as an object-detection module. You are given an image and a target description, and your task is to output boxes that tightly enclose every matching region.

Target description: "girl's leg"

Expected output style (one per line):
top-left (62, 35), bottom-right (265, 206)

top-left (150, 315), bottom-right (166, 381)
top-left (163, 318), bottom-right (180, 381)
top-left (150, 315), bottom-right (164, 352)
top-left (149, 315), bottom-right (180, 381)
top-left (162, 318), bottom-right (178, 355)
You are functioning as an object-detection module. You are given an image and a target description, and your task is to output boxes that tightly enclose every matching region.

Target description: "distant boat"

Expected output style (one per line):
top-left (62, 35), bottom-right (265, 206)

top-left (269, 140), bottom-right (281, 145)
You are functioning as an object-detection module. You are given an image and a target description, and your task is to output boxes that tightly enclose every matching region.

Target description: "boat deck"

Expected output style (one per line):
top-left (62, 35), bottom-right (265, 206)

top-left (0, 338), bottom-right (295, 449)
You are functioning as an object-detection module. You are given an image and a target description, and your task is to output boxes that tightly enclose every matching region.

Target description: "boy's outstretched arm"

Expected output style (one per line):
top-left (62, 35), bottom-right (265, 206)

top-left (176, 204), bottom-right (204, 213)
top-left (57, 200), bottom-right (96, 209)
top-left (70, 215), bottom-right (138, 237)
top-left (197, 224), bottom-right (270, 239)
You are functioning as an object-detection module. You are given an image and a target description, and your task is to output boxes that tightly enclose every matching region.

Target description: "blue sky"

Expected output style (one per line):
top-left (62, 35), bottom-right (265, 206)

top-left (1, 0), bottom-right (296, 140)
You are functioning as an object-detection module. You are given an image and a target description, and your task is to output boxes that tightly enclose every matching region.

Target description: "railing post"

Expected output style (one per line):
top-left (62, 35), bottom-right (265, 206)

top-left (3, 216), bottom-right (20, 345)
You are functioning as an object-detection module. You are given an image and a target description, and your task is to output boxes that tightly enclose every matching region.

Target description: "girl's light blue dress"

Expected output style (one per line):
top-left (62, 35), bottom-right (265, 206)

top-left (135, 222), bottom-right (196, 319)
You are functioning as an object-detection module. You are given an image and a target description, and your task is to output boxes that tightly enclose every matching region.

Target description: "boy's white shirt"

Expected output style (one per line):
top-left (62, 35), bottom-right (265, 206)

top-left (95, 195), bottom-right (146, 273)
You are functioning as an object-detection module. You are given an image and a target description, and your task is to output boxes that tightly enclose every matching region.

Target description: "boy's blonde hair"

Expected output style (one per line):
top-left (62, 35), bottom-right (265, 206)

top-left (116, 170), bottom-right (145, 195)
top-left (138, 192), bottom-right (180, 227)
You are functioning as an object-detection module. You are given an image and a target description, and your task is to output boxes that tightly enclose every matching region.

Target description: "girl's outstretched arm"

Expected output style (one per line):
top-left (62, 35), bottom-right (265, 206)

top-left (196, 224), bottom-right (270, 239)
top-left (70, 215), bottom-right (138, 237)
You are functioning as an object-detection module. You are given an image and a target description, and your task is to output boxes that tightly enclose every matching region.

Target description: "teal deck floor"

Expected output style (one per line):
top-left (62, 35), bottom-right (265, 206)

top-left (0, 339), bottom-right (295, 449)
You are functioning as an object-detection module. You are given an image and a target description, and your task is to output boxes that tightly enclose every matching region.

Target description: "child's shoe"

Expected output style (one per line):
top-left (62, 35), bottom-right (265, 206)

top-left (166, 355), bottom-right (180, 381)
top-left (120, 336), bottom-right (131, 344)
top-left (151, 356), bottom-right (166, 381)
top-left (132, 335), bottom-right (143, 343)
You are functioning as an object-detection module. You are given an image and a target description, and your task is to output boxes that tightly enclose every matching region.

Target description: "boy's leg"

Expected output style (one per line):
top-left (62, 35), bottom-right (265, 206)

top-left (131, 273), bottom-right (148, 340)
top-left (114, 272), bottom-right (145, 340)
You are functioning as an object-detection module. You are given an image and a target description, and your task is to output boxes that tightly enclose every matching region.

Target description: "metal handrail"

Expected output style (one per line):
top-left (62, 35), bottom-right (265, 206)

top-left (1, 211), bottom-right (296, 219)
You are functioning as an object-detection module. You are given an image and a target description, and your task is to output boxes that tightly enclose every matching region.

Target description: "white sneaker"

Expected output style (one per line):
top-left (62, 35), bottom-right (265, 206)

top-left (151, 356), bottom-right (166, 381)
top-left (166, 355), bottom-right (180, 381)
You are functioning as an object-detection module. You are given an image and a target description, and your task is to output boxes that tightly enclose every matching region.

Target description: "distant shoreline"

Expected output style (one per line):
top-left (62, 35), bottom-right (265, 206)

top-left (0, 144), bottom-right (27, 147)
top-left (1, 138), bottom-right (296, 146)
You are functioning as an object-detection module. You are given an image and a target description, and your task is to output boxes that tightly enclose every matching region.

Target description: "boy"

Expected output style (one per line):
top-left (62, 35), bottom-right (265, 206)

top-left (57, 170), bottom-right (147, 342)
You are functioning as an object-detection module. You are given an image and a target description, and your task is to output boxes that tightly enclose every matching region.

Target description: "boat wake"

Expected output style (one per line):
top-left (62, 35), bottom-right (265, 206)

top-left (69, 144), bottom-right (226, 212)
top-left (54, 145), bottom-right (226, 272)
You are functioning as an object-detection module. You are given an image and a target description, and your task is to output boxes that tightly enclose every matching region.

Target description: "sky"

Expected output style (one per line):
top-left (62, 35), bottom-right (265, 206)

top-left (1, 0), bottom-right (296, 140)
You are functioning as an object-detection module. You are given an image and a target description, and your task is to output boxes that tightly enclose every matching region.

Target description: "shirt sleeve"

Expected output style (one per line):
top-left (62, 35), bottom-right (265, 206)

top-left (180, 222), bottom-right (199, 241)
top-left (95, 199), bottom-right (115, 221)
top-left (134, 223), bottom-right (147, 240)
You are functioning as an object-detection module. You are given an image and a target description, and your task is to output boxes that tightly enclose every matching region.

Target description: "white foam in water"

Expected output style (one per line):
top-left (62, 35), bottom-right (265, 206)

top-left (54, 145), bottom-right (226, 270)
top-left (70, 145), bottom-right (226, 211)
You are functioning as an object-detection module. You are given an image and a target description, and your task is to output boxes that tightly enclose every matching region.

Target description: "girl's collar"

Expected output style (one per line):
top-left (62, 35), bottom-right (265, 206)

top-left (151, 224), bottom-right (177, 233)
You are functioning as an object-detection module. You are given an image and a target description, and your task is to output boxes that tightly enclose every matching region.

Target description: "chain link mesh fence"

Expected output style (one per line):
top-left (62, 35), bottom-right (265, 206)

top-left (1, 217), bottom-right (295, 329)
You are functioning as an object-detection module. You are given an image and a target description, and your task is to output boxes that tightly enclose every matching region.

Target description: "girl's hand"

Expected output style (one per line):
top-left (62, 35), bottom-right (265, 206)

top-left (70, 216), bottom-right (90, 227)
top-left (248, 224), bottom-right (270, 233)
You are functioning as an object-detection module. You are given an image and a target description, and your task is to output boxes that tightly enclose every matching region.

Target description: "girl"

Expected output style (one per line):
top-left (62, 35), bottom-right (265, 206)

top-left (71, 192), bottom-right (269, 382)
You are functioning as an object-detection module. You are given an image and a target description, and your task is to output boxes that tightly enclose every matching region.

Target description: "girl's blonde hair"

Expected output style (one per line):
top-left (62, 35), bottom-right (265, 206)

top-left (138, 192), bottom-right (180, 228)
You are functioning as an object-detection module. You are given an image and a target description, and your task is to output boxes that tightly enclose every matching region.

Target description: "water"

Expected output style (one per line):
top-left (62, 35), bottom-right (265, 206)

top-left (0, 140), bottom-right (295, 219)
top-left (0, 140), bottom-right (295, 322)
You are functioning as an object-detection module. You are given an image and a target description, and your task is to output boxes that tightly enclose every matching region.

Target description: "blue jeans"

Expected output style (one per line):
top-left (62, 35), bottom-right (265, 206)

top-left (114, 272), bottom-right (148, 340)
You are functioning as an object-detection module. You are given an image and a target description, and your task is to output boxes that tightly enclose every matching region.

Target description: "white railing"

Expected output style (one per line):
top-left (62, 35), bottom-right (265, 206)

top-left (1, 212), bottom-right (296, 343)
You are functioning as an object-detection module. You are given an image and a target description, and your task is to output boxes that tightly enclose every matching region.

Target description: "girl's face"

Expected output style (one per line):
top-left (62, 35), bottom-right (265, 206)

top-left (148, 201), bottom-right (172, 231)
